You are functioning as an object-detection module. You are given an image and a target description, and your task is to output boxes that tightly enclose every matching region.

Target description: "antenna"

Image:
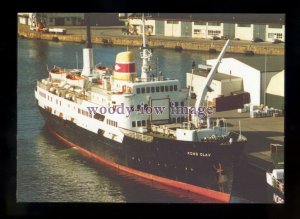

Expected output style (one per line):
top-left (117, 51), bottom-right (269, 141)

top-left (140, 13), bottom-right (152, 81)
top-left (76, 52), bottom-right (78, 69)
top-left (156, 57), bottom-right (158, 77)
top-left (187, 61), bottom-right (196, 128)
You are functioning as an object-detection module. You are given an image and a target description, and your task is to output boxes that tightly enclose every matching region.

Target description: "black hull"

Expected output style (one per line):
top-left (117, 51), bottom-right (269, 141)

top-left (38, 106), bottom-right (246, 202)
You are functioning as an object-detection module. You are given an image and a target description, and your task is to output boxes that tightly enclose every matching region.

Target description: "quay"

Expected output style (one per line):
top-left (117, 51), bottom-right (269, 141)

top-left (18, 24), bottom-right (284, 56)
top-left (211, 109), bottom-right (284, 202)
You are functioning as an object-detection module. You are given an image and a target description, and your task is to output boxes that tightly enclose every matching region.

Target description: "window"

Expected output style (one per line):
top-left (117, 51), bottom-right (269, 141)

top-left (268, 33), bottom-right (275, 38)
top-left (268, 33), bottom-right (283, 39)
top-left (237, 23), bottom-right (251, 27)
top-left (170, 85), bottom-right (173, 91)
top-left (141, 87), bottom-right (145, 93)
top-left (208, 30), bottom-right (221, 36)
top-left (156, 86), bottom-right (160, 92)
top-left (137, 104), bottom-right (141, 110)
top-left (165, 86), bottom-right (169, 92)
top-left (142, 120), bottom-right (146, 126)
top-left (175, 102), bottom-right (179, 107)
top-left (132, 121), bottom-right (136, 127)
top-left (194, 29), bottom-right (201, 35)
top-left (146, 87), bottom-right (150, 93)
top-left (174, 85), bottom-right (178, 91)
top-left (137, 88), bottom-right (140, 94)
top-left (151, 87), bottom-right (155, 93)
top-left (137, 121), bottom-right (141, 127)
top-left (275, 33), bottom-right (283, 39)
top-left (194, 21), bottom-right (206, 26)
top-left (160, 86), bottom-right (164, 92)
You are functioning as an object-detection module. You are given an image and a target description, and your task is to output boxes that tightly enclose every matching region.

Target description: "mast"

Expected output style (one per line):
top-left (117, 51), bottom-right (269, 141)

top-left (192, 40), bottom-right (230, 128)
top-left (81, 13), bottom-right (94, 77)
top-left (140, 13), bottom-right (152, 81)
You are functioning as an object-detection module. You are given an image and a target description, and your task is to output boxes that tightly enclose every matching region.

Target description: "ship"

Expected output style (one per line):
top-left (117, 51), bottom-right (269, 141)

top-left (266, 144), bottom-right (284, 203)
top-left (34, 14), bottom-right (247, 203)
top-left (266, 169), bottom-right (284, 203)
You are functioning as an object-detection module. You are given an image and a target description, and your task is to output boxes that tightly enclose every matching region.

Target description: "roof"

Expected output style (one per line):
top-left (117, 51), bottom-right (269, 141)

top-left (223, 55), bottom-right (285, 73)
top-left (129, 13), bottom-right (285, 24)
top-left (266, 70), bottom-right (284, 96)
top-left (190, 70), bottom-right (240, 81)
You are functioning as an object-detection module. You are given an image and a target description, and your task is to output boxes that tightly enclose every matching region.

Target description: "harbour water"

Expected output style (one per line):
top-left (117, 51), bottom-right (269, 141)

top-left (17, 38), bottom-right (283, 203)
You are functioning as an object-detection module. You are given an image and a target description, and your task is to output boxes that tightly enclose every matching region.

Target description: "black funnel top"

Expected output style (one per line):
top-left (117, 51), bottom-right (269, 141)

top-left (85, 14), bottom-right (92, 48)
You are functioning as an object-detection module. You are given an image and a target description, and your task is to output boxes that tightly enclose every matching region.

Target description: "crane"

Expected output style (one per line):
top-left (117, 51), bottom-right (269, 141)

top-left (191, 40), bottom-right (231, 128)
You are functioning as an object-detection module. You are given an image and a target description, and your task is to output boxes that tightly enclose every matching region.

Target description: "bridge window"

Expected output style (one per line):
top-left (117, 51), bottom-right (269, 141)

top-left (146, 87), bottom-right (150, 93)
top-left (170, 85), bottom-right (173, 91)
top-left (156, 86), bottom-right (159, 92)
top-left (137, 88), bottom-right (140, 94)
top-left (151, 87), bottom-right (155, 93)
top-left (160, 86), bottom-right (164, 92)
top-left (174, 85), bottom-right (178, 91)
top-left (142, 120), bottom-right (146, 126)
top-left (137, 121), bottom-right (141, 127)
top-left (165, 86), bottom-right (169, 92)
top-left (132, 121), bottom-right (136, 127)
top-left (141, 87), bottom-right (145, 93)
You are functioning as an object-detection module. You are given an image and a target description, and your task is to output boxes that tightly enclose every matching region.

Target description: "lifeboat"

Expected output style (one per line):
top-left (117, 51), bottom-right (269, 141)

top-left (96, 65), bottom-right (107, 70)
top-left (66, 74), bottom-right (85, 88)
top-left (49, 67), bottom-right (67, 81)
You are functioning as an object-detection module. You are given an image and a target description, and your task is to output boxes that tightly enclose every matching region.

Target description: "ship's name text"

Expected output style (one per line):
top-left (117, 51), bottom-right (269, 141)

top-left (273, 193), bottom-right (284, 203)
top-left (187, 151), bottom-right (211, 157)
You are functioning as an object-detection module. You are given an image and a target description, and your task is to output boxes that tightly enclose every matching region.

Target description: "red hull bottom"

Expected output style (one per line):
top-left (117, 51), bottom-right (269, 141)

top-left (48, 126), bottom-right (230, 203)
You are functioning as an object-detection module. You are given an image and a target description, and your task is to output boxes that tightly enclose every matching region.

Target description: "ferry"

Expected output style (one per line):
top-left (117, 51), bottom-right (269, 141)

top-left (34, 14), bottom-right (247, 203)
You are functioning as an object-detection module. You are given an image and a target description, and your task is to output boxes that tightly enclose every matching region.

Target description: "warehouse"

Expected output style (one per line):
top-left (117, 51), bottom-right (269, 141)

top-left (266, 70), bottom-right (284, 110)
top-left (44, 13), bottom-right (84, 26)
top-left (127, 13), bottom-right (285, 42)
top-left (235, 23), bottom-right (266, 41)
top-left (187, 56), bottom-right (284, 106)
